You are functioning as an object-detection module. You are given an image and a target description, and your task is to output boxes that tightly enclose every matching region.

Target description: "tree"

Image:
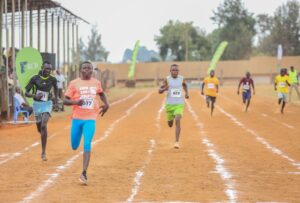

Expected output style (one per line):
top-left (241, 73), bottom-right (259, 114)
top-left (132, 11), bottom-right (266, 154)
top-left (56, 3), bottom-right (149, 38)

top-left (211, 0), bottom-right (256, 59)
top-left (155, 20), bottom-right (211, 61)
top-left (257, 0), bottom-right (300, 56)
top-left (84, 24), bottom-right (109, 62)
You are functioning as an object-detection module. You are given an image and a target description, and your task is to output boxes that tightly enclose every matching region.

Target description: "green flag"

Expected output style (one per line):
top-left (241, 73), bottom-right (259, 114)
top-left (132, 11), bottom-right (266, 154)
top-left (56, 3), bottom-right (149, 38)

top-left (207, 41), bottom-right (228, 74)
top-left (16, 47), bottom-right (43, 105)
top-left (128, 40), bottom-right (140, 79)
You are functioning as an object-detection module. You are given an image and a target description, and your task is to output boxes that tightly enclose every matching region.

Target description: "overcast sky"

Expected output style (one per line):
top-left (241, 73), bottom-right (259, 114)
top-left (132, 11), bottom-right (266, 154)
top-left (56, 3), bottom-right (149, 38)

top-left (57, 0), bottom-right (289, 63)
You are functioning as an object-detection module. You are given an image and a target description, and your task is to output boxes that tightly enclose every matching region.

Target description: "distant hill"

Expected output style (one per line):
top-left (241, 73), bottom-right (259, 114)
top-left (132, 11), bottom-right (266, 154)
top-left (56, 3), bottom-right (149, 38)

top-left (122, 46), bottom-right (160, 63)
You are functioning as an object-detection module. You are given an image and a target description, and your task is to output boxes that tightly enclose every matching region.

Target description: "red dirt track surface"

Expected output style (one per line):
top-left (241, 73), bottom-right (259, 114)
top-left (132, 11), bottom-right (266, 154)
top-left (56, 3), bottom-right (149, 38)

top-left (0, 87), bottom-right (299, 202)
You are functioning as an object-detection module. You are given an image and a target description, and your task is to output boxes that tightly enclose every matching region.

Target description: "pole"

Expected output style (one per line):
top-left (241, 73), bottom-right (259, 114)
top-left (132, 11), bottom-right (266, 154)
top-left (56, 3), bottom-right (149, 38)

top-left (45, 9), bottom-right (48, 52)
top-left (57, 15), bottom-right (60, 69)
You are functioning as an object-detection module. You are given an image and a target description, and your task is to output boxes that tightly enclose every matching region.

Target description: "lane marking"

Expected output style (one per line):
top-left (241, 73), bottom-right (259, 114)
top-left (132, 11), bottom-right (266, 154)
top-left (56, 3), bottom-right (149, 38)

top-left (126, 139), bottom-right (156, 203)
top-left (186, 100), bottom-right (237, 203)
top-left (217, 105), bottom-right (300, 171)
top-left (126, 99), bottom-right (164, 203)
top-left (0, 94), bottom-right (136, 166)
top-left (220, 94), bottom-right (296, 130)
top-left (19, 93), bottom-right (152, 203)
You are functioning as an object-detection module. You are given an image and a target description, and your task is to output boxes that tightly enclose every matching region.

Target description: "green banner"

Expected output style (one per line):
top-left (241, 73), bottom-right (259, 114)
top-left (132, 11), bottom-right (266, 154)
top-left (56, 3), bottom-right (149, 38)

top-left (16, 47), bottom-right (43, 105)
top-left (128, 40), bottom-right (140, 79)
top-left (207, 41), bottom-right (228, 74)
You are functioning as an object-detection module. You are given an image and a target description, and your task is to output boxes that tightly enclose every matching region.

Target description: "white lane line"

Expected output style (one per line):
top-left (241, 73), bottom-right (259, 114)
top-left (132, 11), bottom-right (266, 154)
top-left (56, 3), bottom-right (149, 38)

top-left (0, 131), bottom-right (63, 165)
top-left (186, 100), bottom-right (237, 203)
top-left (217, 106), bottom-right (300, 171)
top-left (18, 93), bottom-right (152, 203)
top-left (126, 139), bottom-right (156, 203)
top-left (221, 94), bottom-right (296, 130)
top-left (0, 94), bottom-right (135, 166)
top-left (126, 99), bottom-right (164, 203)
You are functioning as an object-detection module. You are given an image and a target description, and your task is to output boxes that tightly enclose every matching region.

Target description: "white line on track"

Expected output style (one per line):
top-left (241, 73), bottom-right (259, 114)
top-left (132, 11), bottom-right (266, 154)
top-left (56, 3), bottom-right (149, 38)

top-left (220, 94), bottom-right (296, 130)
top-left (126, 99), bottom-right (164, 203)
top-left (18, 92), bottom-right (152, 203)
top-left (126, 139), bottom-right (156, 203)
top-left (217, 105), bottom-right (300, 171)
top-left (186, 100), bottom-right (237, 203)
top-left (0, 93), bottom-right (136, 166)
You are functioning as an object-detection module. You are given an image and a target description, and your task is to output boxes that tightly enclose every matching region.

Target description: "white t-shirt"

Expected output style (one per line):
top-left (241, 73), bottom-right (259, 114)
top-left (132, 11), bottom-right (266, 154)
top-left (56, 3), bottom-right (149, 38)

top-left (14, 93), bottom-right (25, 107)
top-left (55, 74), bottom-right (65, 89)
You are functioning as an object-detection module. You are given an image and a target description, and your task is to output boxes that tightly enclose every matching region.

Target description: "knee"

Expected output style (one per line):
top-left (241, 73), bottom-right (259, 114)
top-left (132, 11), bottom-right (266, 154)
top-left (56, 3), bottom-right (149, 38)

top-left (83, 144), bottom-right (91, 152)
top-left (40, 124), bottom-right (47, 132)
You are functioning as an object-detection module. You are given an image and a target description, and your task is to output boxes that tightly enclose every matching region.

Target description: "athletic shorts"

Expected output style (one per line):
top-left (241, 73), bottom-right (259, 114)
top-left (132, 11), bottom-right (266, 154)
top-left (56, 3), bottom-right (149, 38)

top-left (242, 91), bottom-right (251, 101)
top-left (165, 104), bottom-right (184, 121)
top-left (71, 119), bottom-right (96, 152)
top-left (33, 100), bottom-right (52, 122)
top-left (278, 92), bottom-right (288, 102)
top-left (206, 96), bottom-right (216, 103)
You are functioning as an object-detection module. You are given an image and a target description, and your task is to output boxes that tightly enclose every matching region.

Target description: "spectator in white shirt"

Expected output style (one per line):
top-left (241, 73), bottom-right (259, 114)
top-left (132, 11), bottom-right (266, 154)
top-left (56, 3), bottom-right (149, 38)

top-left (14, 86), bottom-right (33, 118)
top-left (55, 69), bottom-right (65, 99)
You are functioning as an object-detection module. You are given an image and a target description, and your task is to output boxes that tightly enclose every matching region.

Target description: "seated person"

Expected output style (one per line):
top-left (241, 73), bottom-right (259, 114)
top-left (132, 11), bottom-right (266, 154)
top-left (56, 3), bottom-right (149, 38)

top-left (14, 86), bottom-right (33, 119)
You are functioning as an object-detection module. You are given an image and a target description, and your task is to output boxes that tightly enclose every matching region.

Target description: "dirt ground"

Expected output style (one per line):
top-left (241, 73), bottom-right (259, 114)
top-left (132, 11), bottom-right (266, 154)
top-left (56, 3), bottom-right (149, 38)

top-left (0, 86), bottom-right (299, 203)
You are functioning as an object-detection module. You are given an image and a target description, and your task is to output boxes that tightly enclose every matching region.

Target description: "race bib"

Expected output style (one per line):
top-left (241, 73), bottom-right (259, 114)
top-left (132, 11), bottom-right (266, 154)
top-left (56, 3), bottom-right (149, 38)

top-left (170, 88), bottom-right (182, 98)
top-left (207, 83), bottom-right (215, 89)
top-left (36, 90), bottom-right (49, 101)
top-left (279, 82), bottom-right (286, 88)
top-left (243, 84), bottom-right (250, 90)
top-left (80, 98), bottom-right (94, 109)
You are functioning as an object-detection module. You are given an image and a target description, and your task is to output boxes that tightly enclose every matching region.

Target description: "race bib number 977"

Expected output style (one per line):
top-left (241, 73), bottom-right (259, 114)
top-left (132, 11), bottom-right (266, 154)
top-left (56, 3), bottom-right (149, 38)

top-left (80, 98), bottom-right (94, 109)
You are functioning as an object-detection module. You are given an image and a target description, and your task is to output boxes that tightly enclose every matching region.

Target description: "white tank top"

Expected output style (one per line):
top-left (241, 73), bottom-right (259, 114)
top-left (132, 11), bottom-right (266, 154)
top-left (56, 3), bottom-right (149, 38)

top-left (166, 75), bottom-right (184, 105)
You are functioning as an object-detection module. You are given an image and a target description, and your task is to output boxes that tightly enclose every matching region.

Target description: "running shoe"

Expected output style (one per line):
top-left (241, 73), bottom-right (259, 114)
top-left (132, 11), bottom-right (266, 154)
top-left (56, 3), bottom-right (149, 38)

top-left (41, 153), bottom-right (47, 161)
top-left (173, 142), bottom-right (180, 149)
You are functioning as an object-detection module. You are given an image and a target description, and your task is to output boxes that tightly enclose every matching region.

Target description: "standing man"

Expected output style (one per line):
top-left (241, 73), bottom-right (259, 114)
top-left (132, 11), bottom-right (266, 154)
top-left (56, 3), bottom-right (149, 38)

top-left (25, 61), bottom-right (58, 161)
top-left (275, 68), bottom-right (290, 114)
top-left (288, 66), bottom-right (300, 102)
top-left (237, 72), bottom-right (255, 112)
top-left (55, 69), bottom-right (66, 111)
top-left (64, 61), bottom-right (109, 185)
top-left (201, 70), bottom-right (219, 116)
top-left (159, 64), bottom-right (189, 149)
top-left (14, 86), bottom-right (33, 119)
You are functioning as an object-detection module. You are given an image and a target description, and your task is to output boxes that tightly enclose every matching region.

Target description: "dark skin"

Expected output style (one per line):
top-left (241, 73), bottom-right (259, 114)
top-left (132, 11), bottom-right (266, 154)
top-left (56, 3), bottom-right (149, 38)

top-left (159, 65), bottom-right (189, 142)
top-left (237, 72), bottom-right (255, 112)
top-left (64, 63), bottom-right (109, 173)
top-left (25, 63), bottom-right (58, 160)
top-left (201, 70), bottom-right (219, 115)
top-left (274, 69), bottom-right (291, 114)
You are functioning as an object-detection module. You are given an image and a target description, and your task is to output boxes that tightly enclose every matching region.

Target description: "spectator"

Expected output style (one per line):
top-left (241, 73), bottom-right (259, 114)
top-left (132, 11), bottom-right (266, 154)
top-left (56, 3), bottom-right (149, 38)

top-left (14, 86), bottom-right (33, 119)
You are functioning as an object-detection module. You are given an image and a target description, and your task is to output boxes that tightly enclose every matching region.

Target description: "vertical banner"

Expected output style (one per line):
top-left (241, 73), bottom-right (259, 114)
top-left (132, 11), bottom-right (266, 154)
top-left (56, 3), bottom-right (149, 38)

top-left (128, 40), bottom-right (140, 79)
top-left (16, 47), bottom-right (43, 105)
top-left (277, 44), bottom-right (283, 73)
top-left (207, 41), bottom-right (228, 74)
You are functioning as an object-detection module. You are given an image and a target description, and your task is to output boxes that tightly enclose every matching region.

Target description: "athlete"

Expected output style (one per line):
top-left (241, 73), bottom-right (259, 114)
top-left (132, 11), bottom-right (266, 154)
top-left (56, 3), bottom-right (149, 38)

top-left (275, 68), bottom-right (290, 114)
top-left (201, 70), bottom-right (219, 116)
top-left (288, 66), bottom-right (300, 102)
top-left (25, 61), bottom-right (58, 161)
top-left (159, 64), bottom-right (189, 149)
top-left (64, 61), bottom-right (109, 185)
top-left (237, 72), bottom-right (255, 112)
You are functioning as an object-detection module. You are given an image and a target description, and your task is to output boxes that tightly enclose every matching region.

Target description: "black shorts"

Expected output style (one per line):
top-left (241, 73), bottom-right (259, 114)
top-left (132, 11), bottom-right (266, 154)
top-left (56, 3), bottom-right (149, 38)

top-left (206, 95), bottom-right (216, 103)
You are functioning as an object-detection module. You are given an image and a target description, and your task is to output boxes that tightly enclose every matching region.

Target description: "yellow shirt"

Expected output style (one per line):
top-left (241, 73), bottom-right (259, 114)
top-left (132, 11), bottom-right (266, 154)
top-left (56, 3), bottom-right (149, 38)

top-left (203, 76), bottom-right (219, 97)
top-left (275, 75), bottom-right (289, 93)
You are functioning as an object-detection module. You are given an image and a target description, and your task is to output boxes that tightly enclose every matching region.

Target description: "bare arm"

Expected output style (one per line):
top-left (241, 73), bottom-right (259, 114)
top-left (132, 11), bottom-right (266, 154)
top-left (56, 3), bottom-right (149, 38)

top-left (237, 80), bottom-right (242, 94)
top-left (99, 92), bottom-right (109, 116)
top-left (158, 79), bottom-right (168, 94)
top-left (182, 79), bottom-right (189, 99)
top-left (63, 96), bottom-right (83, 106)
top-left (201, 81), bottom-right (205, 95)
top-left (251, 80), bottom-right (255, 94)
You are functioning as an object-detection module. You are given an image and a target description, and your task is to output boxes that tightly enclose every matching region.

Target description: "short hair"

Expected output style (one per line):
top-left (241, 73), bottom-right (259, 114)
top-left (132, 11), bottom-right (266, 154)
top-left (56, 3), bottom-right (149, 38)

top-left (80, 61), bottom-right (92, 69)
top-left (42, 61), bottom-right (52, 69)
top-left (170, 64), bottom-right (178, 70)
top-left (290, 66), bottom-right (294, 69)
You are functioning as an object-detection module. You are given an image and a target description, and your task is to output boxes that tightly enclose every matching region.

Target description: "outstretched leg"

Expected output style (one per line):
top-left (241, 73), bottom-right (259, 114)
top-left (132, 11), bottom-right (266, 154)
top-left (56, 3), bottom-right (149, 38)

top-left (281, 101), bottom-right (286, 114)
top-left (245, 99), bottom-right (251, 112)
top-left (40, 113), bottom-right (50, 160)
top-left (168, 119), bottom-right (174, 128)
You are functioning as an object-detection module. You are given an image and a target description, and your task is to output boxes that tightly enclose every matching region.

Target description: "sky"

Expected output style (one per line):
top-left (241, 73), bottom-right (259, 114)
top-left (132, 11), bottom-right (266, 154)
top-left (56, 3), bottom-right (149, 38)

top-left (57, 0), bottom-right (289, 63)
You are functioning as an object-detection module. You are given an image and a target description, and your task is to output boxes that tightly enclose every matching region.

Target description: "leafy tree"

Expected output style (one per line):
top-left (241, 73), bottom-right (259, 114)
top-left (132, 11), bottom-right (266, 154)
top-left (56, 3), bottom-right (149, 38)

top-left (155, 20), bottom-right (211, 61)
top-left (84, 24), bottom-right (109, 62)
top-left (257, 0), bottom-right (300, 56)
top-left (211, 0), bottom-right (256, 59)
